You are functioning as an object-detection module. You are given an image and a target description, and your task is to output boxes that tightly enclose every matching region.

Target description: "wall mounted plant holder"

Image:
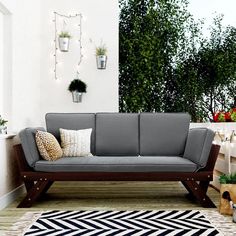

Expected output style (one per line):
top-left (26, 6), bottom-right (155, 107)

top-left (96, 44), bottom-right (107, 69)
top-left (96, 55), bottom-right (107, 69)
top-left (58, 32), bottom-right (71, 52)
top-left (68, 75), bottom-right (87, 103)
top-left (72, 91), bottom-right (83, 103)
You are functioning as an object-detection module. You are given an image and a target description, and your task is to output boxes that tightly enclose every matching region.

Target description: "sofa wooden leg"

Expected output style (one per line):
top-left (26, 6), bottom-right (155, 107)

top-left (183, 180), bottom-right (216, 208)
top-left (199, 181), bottom-right (210, 193)
top-left (17, 180), bottom-right (51, 208)
top-left (181, 181), bottom-right (196, 200)
top-left (24, 181), bottom-right (35, 192)
top-left (41, 181), bottom-right (54, 195)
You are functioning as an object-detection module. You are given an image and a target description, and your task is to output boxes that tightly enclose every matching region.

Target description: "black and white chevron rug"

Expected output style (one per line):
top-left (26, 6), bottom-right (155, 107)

top-left (13, 210), bottom-right (227, 236)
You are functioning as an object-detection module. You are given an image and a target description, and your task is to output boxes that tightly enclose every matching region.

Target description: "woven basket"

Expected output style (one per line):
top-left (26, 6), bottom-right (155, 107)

top-left (220, 184), bottom-right (236, 215)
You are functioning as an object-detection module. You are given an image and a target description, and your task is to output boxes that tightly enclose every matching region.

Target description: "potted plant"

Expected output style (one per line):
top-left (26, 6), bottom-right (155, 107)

top-left (0, 115), bottom-right (8, 134)
top-left (68, 78), bottom-right (87, 103)
top-left (96, 44), bottom-right (107, 69)
top-left (219, 173), bottom-right (236, 215)
top-left (58, 31), bottom-right (71, 52)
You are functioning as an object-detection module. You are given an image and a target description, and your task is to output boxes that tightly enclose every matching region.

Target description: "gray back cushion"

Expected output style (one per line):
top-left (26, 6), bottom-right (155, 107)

top-left (95, 113), bottom-right (139, 156)
top-left (46, 113), bottom-right (96, 155)
top-left (19, 127), bottom-right (45, 167)
top-left (140, 113), bottom-right (190, 156)
top-left (183, 128), bottom-right (215, 168)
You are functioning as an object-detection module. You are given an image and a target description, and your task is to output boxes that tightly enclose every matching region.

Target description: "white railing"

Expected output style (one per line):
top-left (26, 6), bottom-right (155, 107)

top-left (190, 123), bottom-right (236, 189)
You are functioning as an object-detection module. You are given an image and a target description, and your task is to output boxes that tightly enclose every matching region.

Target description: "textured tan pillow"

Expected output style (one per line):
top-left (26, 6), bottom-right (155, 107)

top-left (60, 128), bottom-right (92, 157)
top-left (35, 130), bottom-right (63, 161)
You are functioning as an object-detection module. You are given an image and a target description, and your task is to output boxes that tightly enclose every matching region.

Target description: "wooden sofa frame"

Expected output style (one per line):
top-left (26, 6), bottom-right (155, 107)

top-left (14, 143), bottom-right (220, 208)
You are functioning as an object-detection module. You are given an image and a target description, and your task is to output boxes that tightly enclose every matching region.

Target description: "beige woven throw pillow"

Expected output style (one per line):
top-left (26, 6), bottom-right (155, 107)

top-left (60, 128), bottom-right (92, 157)
top-left (35, 130), bottom-right (63, 161)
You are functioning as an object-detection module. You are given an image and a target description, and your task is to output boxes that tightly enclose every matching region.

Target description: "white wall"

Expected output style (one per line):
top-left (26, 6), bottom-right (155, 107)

top-left (1, 0), bottom-right (119, 131)
top-left (40, 0), bottom-right (119, 126)
top-left (0, 0), bottom-right (42, 131)
top-left (0, 2), bottom-right (12, 130)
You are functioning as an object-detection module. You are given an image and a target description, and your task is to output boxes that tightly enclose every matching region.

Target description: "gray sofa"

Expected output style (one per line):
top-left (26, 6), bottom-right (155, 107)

top-left (14, 113), bottom-right (220, 208)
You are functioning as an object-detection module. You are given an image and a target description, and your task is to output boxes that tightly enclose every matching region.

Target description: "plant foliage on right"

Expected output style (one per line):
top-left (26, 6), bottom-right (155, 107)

top-left (219, 173), bottom-right (236, 184)
top-left (119, 0), bottom-right (236, 122)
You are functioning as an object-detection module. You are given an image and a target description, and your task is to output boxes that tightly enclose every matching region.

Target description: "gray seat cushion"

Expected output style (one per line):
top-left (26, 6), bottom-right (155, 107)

top-left (34, 156), bottom-right (197, 172)
top-left (140, 113), bottom-right (190, 156)
top-left (46, 113), bottom-right (96, 155)
top-left (183, 128), bottom-right (215, 168)
top-left (95, 113), bottom-right (139, 156)
top-left (19, 127), bottom-right (45, 167)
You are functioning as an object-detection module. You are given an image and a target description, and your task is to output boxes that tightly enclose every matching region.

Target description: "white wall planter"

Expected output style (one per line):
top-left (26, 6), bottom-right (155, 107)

top-left (96, 55), bottom-right (107, 69)
top-left (58, 37), bottom-right (70, 52)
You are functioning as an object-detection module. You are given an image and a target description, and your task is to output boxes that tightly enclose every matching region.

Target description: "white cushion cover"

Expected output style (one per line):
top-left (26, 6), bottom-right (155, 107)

top-left (60, 128), bottom-right (92, 157)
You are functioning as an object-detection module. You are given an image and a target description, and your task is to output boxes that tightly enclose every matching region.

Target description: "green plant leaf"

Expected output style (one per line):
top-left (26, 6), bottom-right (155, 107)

top-left (68, 79), bottom-right (87, 93)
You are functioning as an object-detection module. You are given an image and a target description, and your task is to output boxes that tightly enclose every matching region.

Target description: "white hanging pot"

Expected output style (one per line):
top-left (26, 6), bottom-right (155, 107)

top-left (0, 125), bottom-right (7, 134)
top-left (96, 55), bottom-right (107, 69)
top-left (72, 91), bottom-right (83, 103)
top-left (58, 37), bottom-right (70, 52)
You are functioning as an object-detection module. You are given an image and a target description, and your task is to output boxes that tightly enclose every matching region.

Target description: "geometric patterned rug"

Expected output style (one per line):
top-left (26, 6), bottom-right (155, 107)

top-left (5, 210), bottom-right (236, 236)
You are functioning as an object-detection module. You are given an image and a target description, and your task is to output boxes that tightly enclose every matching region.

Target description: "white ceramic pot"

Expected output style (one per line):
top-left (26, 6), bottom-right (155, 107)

top-left (0, 125), bottom-right (7, 134)
top-left (58, 37), bottom-right (70, 52)
top-left (96, 55), bottom-right (107, 69)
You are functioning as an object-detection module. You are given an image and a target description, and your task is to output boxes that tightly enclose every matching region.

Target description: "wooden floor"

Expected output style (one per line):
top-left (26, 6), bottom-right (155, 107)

top-left (0, 181), bottom-right (220, 233)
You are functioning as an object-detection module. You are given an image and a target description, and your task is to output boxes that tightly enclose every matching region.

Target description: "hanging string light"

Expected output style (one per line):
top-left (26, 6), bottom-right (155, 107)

top-left (53, 12), bottom-right (83, 80)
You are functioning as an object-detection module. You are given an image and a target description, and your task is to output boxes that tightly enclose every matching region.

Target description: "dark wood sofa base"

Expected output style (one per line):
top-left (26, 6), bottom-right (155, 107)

top-left (14, 144), bottom-right (220, 208)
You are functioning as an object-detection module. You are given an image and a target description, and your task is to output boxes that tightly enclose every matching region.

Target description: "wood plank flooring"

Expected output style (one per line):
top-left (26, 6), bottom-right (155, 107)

top-left (0, 181), bottom-right (220, 233)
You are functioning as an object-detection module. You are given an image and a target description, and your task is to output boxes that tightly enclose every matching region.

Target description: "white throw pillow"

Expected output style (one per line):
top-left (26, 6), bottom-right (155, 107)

top-left (60, 128), bottom-right (92, 157)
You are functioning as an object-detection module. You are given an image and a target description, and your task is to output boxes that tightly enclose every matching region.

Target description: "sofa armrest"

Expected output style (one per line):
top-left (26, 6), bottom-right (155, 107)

top-left (19, 127), bottom-right (45, 167)
top-left (183, 128), bottom-right (215, 169)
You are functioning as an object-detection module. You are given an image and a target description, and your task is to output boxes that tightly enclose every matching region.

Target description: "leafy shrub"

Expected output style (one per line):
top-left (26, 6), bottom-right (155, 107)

top-left (68, 79), bottom-right (87, 93)
top-left (219, 173), bottom-right (236, 184)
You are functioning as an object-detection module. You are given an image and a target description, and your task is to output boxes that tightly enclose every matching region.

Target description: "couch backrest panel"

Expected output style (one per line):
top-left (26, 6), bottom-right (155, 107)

top-left (45, 113), bottom-right (96, 155)
top-left (183, 128), bottom-right (215, 168)
top-left (140, 113), bottom-right (190, 156)
top-left (95, 113), bottom-right (139, 156)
